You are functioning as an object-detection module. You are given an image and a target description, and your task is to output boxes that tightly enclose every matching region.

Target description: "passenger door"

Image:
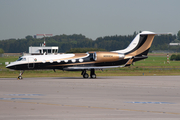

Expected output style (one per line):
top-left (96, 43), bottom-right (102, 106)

top-left (28, 57), bottom-right (35, 69)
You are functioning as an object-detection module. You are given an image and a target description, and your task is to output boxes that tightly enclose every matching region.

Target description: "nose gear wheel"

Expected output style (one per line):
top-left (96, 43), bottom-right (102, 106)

top-left (17, 71), bottom-right (24, 80)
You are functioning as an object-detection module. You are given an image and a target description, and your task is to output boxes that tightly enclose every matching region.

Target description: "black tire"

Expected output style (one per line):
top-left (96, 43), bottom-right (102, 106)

top-left (18, 76), bottom-right (23, 80)
top-left (83, 73), bottom-right (89, 78)
top-left (91, 74), bottom-right (96, 79)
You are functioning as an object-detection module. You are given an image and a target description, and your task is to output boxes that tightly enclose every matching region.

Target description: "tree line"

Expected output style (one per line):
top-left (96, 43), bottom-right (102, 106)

top-left (170, 54), bottom-right (180, 61)
top-left (0, 31), bottom-right (180, 53)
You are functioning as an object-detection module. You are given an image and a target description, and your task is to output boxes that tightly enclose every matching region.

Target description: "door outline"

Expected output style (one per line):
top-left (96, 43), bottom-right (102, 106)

top-left (28, 57), bottom-right (35, 69)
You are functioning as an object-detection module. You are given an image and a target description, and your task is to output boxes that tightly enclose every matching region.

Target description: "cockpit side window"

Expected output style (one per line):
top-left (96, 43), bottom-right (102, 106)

top-left (17, 57), bottom-right (23, 61)
top-left (17, 57), bottom-right (26, 61)
top-left (22, 58), bottom-right (26, 61)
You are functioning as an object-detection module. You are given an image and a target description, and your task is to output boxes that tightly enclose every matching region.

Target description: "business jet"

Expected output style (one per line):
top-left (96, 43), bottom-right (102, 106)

top-left (6, 31), bottom-right (158, 79)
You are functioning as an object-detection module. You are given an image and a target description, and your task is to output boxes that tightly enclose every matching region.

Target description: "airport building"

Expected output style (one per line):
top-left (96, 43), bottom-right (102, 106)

top-left (29, 46), bottom-right (58, 54)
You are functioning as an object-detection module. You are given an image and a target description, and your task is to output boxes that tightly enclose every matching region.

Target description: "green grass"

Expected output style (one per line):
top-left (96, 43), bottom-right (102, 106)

top-left (0, 55), bottom-right (180, 78)
top-left (0, 56), bottom-right (18, 69)
top-left (134, 56), bottom-right (180, 68)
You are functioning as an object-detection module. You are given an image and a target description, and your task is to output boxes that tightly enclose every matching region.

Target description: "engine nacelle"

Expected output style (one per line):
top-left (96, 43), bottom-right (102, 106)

top-left (93, 52), bottom-right (124, 63)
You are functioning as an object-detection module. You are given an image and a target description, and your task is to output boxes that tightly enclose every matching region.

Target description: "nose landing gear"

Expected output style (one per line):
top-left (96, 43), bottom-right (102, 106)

top-left (18, 71), bottom-right (24, 80)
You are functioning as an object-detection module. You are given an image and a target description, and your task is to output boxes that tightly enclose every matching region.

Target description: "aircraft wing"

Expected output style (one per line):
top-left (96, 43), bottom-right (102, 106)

top-left (64, 57), bottom-right (135, 70)
top-left (64, 65), bottom-right (124, 70)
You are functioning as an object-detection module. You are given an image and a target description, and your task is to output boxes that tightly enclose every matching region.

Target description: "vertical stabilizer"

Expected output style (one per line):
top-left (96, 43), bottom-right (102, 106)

top-left (112, 31), bottom-right (156, 58)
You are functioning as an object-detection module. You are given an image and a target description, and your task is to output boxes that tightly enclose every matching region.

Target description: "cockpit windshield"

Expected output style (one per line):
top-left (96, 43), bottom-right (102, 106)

top-left (17, 57), bottom-right (26, 61)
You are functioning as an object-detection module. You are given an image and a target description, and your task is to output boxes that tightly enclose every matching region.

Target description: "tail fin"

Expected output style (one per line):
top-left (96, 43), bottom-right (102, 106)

top-left (113, 31), bottom-right (156, 58)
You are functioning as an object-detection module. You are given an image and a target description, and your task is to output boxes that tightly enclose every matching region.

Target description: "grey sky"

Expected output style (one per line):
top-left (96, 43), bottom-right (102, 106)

top-left (0, 0), bottom-right (180, 40)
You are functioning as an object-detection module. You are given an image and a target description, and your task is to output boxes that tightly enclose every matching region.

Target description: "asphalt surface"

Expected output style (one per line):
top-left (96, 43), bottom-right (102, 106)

top-left (0, 76), bottom-right (180, 119)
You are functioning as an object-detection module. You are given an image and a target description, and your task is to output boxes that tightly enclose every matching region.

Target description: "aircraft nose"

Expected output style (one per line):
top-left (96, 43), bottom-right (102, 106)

top-left (6, 64), bottom-right (16, 70)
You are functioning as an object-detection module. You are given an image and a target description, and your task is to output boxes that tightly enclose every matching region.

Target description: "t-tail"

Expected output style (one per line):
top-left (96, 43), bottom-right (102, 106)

top-left (113, 31), bottom-right (156, 64)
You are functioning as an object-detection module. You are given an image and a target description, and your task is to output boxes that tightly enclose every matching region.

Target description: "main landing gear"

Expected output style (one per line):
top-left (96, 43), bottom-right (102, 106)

top-left (81, 69), bottom-right (96, 79)
top-left (18, 71), bottom-right (24, 80)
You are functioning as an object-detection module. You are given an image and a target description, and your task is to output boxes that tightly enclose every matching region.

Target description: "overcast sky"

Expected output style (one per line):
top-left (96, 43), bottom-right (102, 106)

top-left (0, 0), bottom-right (180, 40)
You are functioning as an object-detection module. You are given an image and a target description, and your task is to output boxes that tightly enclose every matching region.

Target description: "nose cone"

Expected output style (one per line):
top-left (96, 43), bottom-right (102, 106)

top-left (6, 64), bottom-right (16, 70)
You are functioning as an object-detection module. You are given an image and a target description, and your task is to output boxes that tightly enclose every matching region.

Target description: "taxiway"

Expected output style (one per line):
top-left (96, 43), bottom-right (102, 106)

top-left (0, 76), bottom-right (180, 119)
